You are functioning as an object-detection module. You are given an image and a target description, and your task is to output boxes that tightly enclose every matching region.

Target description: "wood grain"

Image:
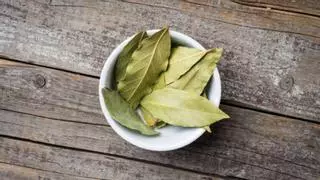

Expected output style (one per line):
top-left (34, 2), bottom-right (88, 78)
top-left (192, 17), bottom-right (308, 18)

top-left (0, 107), bottom-right (319, 180)
top-left (0, 137), bottom-right (220, 180)
top-left (1, 0), bottom-right (319, 121)
top-left (0, 163), bottom-right (95, 180)
top-left (234, 0), bottom-right (320, 16)
top-left (0, 60), bottom-right (105, 124)
top-left (1, 1), bottom-right (319, 179)
top-left (0, 59), bottom-right (320, 179)
top-left (124, 0), bottom-right (320, 37)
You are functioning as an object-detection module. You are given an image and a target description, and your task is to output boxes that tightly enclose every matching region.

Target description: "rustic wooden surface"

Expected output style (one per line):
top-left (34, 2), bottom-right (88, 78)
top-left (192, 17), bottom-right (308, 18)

top-left (0, 137), bottom-right (220, 180)
top-left (1, 0), bottom-right (319, 121)
top-left (232, 0), bottom-right (320, 16)
top-left (1, 60), bottom-right (320, 179)
top-left (0, 0), bottom-right (320, 179)
top-left (0, 163), bottom-right (96, 180)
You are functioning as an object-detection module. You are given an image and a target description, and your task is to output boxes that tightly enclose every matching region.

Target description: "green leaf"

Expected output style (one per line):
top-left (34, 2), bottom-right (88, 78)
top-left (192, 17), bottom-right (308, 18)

top-left (141, 106), bottom-right (157, 127)
top-left (153, 73), bottom-right (166, 90)
top-left (115, 31), bottom-right (147, 82)
top-left (164, 46), bottom-right (207, 84)
top-left (118, 27), bottom-right (171, 109)
top-left (141, 88), bottom-right (229, 127)
top-left (102, 88), bottom-right (159, 136)
top-left (168, 48), bottom-right (223, 95)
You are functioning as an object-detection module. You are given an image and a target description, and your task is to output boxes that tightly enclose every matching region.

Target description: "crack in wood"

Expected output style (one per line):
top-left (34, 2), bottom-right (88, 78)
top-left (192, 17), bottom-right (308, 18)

top-left (0, 108), bottom-right (319, 179)
top-left (121, 0), bottom-right (320, 38)
top-left (230, 0), bottom-right (320, 18)
top-left (0, 162), bottom-right (108, 180)
top-left (0, 135), bottom-right (227, 179)
top-left (0, 108), bottom-right (108, 126)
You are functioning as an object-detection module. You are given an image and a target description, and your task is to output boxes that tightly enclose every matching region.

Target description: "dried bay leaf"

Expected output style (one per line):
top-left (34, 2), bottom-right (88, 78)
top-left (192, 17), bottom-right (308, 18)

top-left (141, 88), bottom-right (229, 127)
top-left (115, 31), bottom-right (147, 82)
top-left (142, 73), bottom-right (166, 128)
top-left (102, 88), bottom-right (158, 136)
top-left (168, 48), bottom-right (223, 95)
top-left (164, 46), bottom-right (207, 84)
top-left (118, 27), bottom-right (171, 109)
top-left (153, 73), bottom-right (166, 90)
top-left (152, 47), bottom-right (207, 91)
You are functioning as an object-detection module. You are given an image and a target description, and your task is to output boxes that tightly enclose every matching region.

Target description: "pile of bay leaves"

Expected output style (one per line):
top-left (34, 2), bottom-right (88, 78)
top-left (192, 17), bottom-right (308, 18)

top-left (102, 27), bottom-right (229, 136)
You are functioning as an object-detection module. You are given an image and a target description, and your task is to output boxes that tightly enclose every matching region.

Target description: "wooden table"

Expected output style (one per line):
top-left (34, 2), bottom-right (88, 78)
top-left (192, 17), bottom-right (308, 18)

top-left (1, 0), bottom-right (320, 179)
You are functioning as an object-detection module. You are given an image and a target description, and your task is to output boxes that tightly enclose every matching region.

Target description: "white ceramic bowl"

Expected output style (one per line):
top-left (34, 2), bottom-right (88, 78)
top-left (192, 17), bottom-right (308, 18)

top-left (99, 30), bottom-right (221, 151)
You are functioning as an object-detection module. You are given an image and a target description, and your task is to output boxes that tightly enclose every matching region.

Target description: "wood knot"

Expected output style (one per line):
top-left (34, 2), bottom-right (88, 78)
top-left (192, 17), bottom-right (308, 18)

top-left (279, 75), bottom-right (294, 91)
top-left (33, 74), bottom-right (46, 88)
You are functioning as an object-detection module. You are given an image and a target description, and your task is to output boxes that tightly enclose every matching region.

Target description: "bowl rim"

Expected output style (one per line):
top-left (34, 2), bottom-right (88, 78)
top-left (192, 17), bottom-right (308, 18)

top-left (99, 29), bottom-right (221, 151)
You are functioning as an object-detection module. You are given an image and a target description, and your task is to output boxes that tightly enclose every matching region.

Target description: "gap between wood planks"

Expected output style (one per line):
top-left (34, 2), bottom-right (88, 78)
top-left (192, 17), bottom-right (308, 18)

top-left (221, 101), bottom-right (320, 125)
top-left (0, 107), bottom-right (107, 126)
top-left (49, 0), bottom-right (320, 19)
top-left (1, 56), bottom-right (318, 125)
top-left (0, 55), bottom-right (99, 79)
top-left (0, 135), bottom-right (238, 180)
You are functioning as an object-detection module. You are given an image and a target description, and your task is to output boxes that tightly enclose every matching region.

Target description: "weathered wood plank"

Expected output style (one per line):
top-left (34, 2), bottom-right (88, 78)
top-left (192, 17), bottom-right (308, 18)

top-left (0, 1), bottom-right (319, 120)
top-left (0, 162), bottom-right (95, 180)
top-left (0, 60), bottom-right (104, 124)
top-left (123, 0), bottom-right (320, 37)
top-left (0, 108), bottom-right (319, 180)
top-left (0, 137), bottom-right (220, 180)
top-left (234, 0), bottom-right (320, 16)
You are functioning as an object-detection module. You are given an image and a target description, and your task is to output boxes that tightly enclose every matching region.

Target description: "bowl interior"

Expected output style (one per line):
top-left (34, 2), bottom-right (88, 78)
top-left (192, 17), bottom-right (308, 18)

top-left (99, 30), bottom-right (221, 151)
